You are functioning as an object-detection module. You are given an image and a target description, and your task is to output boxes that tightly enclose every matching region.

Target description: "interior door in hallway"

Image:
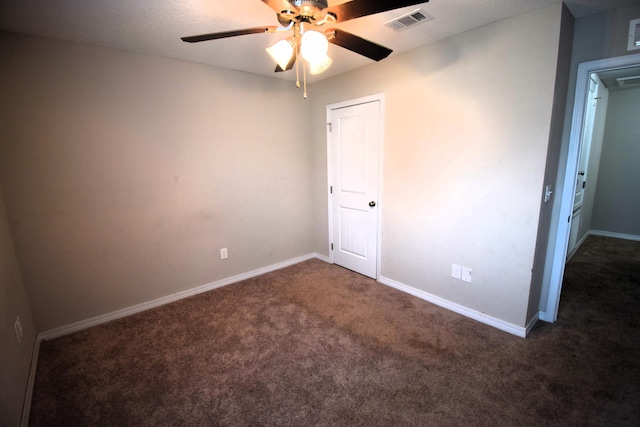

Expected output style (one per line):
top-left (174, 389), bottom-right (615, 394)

top-left (328, 98), bottom-right (381, 279)
top-left (573, 75), bottom-right (602, 211)
top-left (568, 73), bottom-right (607, 255)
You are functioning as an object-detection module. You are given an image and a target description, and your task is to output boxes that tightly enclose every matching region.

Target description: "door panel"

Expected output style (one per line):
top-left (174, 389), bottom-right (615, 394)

top-left (339, 115), bottom-right (369, 193)
top-left (339, 207), bottom-right (368, 258)
top-left (329, 100), bottom-right (380, 278)
top-left (574, 75), bottom-right (603, 210)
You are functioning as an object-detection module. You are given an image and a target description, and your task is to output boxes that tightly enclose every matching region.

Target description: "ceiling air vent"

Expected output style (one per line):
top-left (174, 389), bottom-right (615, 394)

top-left (629, 18), bottom-right (640, 51)
top-left (385, 8), bottom-right (433, 32)
top-left (617, 75), bottom-right (640, 88)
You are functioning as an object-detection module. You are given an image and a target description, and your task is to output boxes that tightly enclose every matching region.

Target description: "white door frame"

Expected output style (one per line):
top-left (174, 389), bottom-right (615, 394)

top-left (545, 52), bottom-right (640, 322)
top-left (326, 93), bottom-right (385, 278)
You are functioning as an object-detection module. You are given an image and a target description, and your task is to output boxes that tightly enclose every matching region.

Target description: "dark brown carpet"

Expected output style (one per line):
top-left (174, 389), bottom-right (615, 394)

top-left (29, 235), bottom-right (640, 426)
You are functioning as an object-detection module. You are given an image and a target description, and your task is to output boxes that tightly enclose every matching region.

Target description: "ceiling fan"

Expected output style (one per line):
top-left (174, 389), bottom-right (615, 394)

top-left (181, 0), bottom-right (429, 97)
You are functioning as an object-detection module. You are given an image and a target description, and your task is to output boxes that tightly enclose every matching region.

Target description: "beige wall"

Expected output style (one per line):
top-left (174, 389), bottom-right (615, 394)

top-left (592, 87), bottom-right (640, 236)
top-left (311, 3), bottom-right (566, 327)
top-left (0, 33), bottom-right (315, 331)
top-left (0, 184), bottom-right (36, 427)
top-left (1, 3), bottom-right (568, 335)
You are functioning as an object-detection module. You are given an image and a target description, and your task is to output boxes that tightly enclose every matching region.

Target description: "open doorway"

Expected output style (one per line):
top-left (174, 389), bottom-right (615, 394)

top-left (566, 72), bottom-right (609, 259)
top-left (545, 52), bottom-right (640, 322)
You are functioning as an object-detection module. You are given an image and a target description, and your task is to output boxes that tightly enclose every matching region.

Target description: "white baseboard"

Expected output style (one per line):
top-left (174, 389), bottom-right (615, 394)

top-left (20, 336), bottom-right (41, 427)
top-left (39, 253), bottom-right (327, 340)
top-left (314, 253), bottom-right (331, 263)
top-left (589, 230), bottom-right (640, 242)
top-left (526, 312), bottom-right (541, 334)
top-left (24, 252), bottom-right (329, 425)
top-left (378, 276), bottom-right (528, 338)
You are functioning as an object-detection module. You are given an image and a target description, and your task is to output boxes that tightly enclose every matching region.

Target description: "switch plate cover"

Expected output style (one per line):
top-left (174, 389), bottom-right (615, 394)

top-left (544, 185), bottom-right (553, 203)
top-left (452, 264), bottom-right (462, 279)
top-left (461, 267), bottom-right (472, 283)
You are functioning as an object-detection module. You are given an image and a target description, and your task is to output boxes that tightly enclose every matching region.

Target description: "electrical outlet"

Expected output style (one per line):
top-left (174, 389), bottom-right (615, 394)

top-left (461, 267), bottom-right (472, 283)
top-left (452, 264), bottom-right (462, 279)
top-left (14, 317), bottom-right (23, 343)
top-left (220, 248), bottom-right (228, 260)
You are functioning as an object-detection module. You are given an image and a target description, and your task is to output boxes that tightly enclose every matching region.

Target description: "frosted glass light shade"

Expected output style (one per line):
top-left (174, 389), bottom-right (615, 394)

top-left (266, 39), bottom-right (294, 69)
top-left (308, 54), bottom-right (332, 75)
top-left (300, 30), bottom-right (328, 64)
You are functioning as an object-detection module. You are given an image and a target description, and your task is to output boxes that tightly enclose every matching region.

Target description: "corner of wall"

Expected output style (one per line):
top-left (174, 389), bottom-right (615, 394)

top-left (529, 2), bottom-right (575, 320)
top-left (0, 184), bottom-right (38, 427)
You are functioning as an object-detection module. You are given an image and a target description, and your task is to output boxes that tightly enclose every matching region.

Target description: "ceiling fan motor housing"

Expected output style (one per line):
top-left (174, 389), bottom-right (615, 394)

top-left (292, 1), bottom-right (329, 11)
top-left (278, 1), bottom-right (331, 26)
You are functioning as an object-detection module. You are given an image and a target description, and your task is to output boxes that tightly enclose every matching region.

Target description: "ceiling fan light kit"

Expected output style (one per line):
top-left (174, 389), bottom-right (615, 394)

top-left (300, 29), bottom-right (329, 64)
top-left (308, 54), bottom-right (332, 75)
top-left (266, 38), bottom-right (295, 70)
top-left (181, 0), bottom-right (429, 98)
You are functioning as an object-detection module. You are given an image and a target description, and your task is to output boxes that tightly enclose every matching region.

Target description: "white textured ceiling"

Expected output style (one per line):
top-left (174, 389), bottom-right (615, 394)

top-left (0, 0), bottom-right (638, 84)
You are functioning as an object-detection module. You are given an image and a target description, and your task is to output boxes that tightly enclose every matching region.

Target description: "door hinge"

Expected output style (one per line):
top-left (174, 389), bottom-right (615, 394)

top-left (327, 122), bottom-right (332, 132)
top-left (331, 243), bottom-right (334, 250)
top-left (330, 186), bottom-right (333, 194)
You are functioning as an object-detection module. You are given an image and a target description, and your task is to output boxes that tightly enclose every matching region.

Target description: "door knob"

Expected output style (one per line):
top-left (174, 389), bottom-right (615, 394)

top-left (369, 201), bottom-right (376, 207)
top-left (578, 171), bottom-right (585, 176)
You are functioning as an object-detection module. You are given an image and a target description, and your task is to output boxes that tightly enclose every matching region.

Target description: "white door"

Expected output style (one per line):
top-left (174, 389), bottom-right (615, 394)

top-left (573, 75), bottom-right (602, 210)
top-left (568, 74), bottom-right (605, 256)
top-left (328, 98), bottom-right (381, 279)
top-left (568, 209), bottom-right (581, 255)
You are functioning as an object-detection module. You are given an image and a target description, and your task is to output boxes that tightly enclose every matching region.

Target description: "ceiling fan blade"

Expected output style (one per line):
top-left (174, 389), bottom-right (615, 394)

top-left (275, 50), bottom-right (297, 72)
top-left (181, 26), bottom-right (277, 43)
top-left (328, 30), bottom-right (392, 62)
top-left (325, 0), bottom-right (428, 23)
top-left (261, 0), bottom-right (299, 14)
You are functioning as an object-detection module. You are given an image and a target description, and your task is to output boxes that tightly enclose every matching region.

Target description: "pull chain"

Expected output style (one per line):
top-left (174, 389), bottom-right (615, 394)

top-left (295, 47), bottom-right (300, 89)
top-left (303, 59), bottom-right (307, 99)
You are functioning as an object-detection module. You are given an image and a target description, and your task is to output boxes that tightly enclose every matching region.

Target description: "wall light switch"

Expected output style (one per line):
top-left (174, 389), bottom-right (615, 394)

top-left (461, 267), bottom-right (472, 283)
top-left (544, 185), bottom-right (553, 203)
top-left (452, 264), bottom-right (462, 279)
